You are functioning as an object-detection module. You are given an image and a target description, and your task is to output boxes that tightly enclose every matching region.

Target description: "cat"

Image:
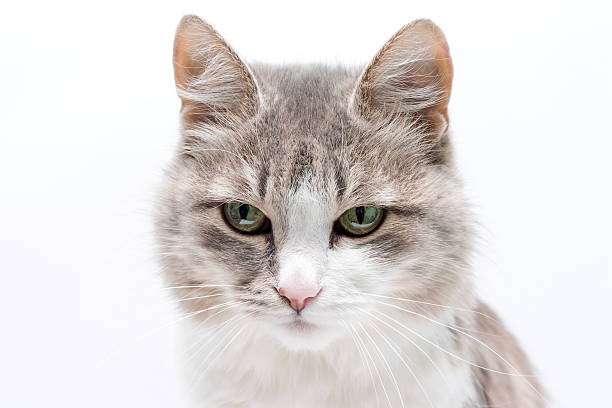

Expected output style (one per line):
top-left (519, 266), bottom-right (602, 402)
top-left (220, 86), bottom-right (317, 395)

top-left (155, 15), bottom-right (546, 408)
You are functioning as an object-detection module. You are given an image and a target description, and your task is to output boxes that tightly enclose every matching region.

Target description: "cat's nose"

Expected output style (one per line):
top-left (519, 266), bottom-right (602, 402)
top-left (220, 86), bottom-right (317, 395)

top-left (277, 285), bottom-right (321, 313)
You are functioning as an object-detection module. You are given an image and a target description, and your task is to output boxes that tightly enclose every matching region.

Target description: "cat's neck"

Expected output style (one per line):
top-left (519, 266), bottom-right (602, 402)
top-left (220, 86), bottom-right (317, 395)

top-left (180, 316), bottom-right (477, 408)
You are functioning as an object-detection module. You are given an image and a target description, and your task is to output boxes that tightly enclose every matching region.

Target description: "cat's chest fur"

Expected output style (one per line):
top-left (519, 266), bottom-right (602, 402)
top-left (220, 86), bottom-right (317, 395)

top-left (182, 320), bottom-right (477, 408)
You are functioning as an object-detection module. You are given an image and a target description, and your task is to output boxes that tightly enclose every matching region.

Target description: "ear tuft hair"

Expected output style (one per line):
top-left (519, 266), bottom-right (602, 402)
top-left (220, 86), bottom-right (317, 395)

top-left (173, 15), bottom-right (260, 126)
top-left (352, 19), bottom-right (453, 135)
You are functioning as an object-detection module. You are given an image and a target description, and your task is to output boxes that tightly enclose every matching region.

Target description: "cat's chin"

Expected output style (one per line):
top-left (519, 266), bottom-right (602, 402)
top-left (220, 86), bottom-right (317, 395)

top-left (269, 318), bottom-right (340, 351)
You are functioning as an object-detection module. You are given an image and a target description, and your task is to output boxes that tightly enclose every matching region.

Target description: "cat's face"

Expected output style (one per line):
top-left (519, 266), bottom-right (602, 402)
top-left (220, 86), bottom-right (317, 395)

top-left (156, 16), bottom-right (474, 350)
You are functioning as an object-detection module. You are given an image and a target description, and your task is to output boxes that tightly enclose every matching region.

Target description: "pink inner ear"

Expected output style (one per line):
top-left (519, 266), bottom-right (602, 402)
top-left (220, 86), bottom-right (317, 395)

top-left (172, 15), bottom-right (259, 125)
top-left (353, 19), bottom-right (453, 121)
top-left (173, 15), bottom-right (207, 89)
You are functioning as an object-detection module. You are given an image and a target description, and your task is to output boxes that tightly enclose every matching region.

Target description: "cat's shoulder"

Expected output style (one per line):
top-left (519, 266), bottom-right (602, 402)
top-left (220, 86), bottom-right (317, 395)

top-left (471, 301), bottom-right (547, 407)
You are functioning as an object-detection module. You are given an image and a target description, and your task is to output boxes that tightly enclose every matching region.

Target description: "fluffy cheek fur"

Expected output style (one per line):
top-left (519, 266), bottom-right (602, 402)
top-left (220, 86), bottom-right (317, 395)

top-left (156, 16), bottom-right (545, 407)
top-left (159, 171), bottom-right (472, 354)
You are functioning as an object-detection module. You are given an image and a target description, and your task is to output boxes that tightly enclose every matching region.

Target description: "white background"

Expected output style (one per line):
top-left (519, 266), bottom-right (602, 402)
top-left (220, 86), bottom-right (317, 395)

top-left (1, 1), bottom-right (610, 406)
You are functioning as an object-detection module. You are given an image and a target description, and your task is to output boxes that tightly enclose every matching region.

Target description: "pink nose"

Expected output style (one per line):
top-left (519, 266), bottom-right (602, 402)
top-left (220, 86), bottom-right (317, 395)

top-left (278, 286), bottom-right (321, 313)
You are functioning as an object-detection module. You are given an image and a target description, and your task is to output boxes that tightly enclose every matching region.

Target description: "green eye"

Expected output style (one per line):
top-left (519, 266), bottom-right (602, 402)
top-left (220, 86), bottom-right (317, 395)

top-left (223, 202), bottom-right (267, 233)
top-left (338, 206), bottom-right (383, 236)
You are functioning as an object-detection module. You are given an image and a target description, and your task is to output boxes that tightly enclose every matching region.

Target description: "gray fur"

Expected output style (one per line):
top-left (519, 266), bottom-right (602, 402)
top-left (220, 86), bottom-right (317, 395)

top-left (156, 15), bottom-right (546, 407)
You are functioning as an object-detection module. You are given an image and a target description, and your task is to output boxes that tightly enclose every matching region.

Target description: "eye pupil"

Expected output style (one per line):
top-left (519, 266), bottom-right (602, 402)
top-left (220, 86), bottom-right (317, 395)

top-left (238, 203), bottom-right (249, 219)
top-left (223, 202), bottom-right (267, 233)
top-left (337, 206), bottom-right (383, 236)
top-left (355, 206), bottom-right (365, 224)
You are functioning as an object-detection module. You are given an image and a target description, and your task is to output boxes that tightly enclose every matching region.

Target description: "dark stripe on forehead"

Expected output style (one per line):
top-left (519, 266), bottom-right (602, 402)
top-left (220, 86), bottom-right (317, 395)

top-left (331, 111), bottom-right (348, 199)
top-left (289, 142), bottom-right (313, 189)
top-left (334, 159), bottom-right (346, 199)
top-left (258, 163), bottom-right (269, 198)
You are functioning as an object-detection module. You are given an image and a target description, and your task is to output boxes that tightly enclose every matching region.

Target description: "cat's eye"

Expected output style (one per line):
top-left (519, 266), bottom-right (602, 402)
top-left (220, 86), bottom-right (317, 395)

top-left (337, 206), bottom-right (383, 236)
top-left (223, 202), bottom-right (268, 233)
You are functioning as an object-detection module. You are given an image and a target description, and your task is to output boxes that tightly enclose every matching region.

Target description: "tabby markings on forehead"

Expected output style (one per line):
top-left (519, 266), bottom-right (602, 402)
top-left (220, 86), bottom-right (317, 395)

top-left (257, 164), bottom-right (269, 198)
top-left (289, 142), bottom-right (314, 191)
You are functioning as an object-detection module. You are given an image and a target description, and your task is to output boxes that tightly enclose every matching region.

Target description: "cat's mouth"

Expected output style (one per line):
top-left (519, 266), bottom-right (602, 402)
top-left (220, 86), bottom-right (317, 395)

top-left (266, 315), bottom-right (340, 351)
top-left (285, 317), bottom-right (317, 332)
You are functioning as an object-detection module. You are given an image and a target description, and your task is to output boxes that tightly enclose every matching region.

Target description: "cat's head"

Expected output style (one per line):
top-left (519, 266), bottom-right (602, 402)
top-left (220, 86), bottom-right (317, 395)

top-left (156, 15), bottom-right (474, 351)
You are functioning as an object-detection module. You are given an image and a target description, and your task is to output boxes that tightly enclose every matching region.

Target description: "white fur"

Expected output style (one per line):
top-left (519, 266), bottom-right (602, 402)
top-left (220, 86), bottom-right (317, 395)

top-left (276, 186), bottom-right (329, 295)
top-left (177, 186), bottom-right (477, 407)
top-left (181, 315), bottom-right (476, 408)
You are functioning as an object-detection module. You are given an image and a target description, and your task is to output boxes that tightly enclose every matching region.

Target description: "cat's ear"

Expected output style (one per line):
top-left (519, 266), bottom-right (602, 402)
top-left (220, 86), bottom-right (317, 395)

top-left (351, 19), bottom-right (453, 136)
top-left (173, 15), bottom-right (260, 125)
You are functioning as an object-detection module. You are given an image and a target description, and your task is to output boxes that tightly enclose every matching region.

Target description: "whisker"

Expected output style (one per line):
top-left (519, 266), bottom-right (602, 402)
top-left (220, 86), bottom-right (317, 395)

top-left (183, 314), bottom-right (241, 363)
top-left (363, 307), bottom-right (451, 389)
top-left (182, 303), bottom-right (248, 361)
top-left (375, 301), bottom-right (541, 381)
top-left (368, 319), bottom-right (436, 408)
top-left (359, 292), bottom-right (502, 325)
top-left (114, 279), bottom-right (244, 299)
top-left (96, 300), bottom-right (240, 368)
top-left (163, 284), bottom-right (246, 290)
top-left (189, 312), bottom-right (254, 391)
top-left (358, 321), bottom-right (406, 408)
top-left (174, 293), bottom-right (226, 303)
top-left (341, 320), bottom-right (381, 408)
top-left (201, 322), bottom-right (248, 374)
top-left (188, 315), bottom-right (248, 390)
top-left (352, 323), bottom-right (393, 408)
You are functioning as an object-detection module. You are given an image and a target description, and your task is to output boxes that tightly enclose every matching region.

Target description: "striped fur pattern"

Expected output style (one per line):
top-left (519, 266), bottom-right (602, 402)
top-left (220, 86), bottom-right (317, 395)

top-left (155, 15), bottom-right (546, 407)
